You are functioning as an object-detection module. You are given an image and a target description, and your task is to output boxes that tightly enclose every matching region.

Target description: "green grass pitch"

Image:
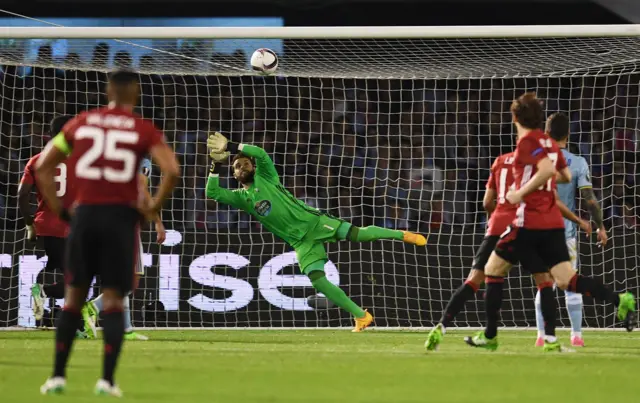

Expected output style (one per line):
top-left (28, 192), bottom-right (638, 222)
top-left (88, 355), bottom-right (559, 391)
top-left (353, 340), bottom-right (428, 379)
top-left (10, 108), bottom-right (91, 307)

top-left (1, 329), bottom-right (639, 402)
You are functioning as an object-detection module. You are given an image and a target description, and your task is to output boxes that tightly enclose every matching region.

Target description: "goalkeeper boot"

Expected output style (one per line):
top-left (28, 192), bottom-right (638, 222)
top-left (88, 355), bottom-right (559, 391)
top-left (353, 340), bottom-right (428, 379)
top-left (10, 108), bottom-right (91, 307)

top-left (40, 377), bottom-right (66, 395)
top-left (82, 302), bottom-right (99, 339)
top-left (31, 283), bottom-right (45, 322)
top-left (424, 323), bottom-right (445, 352)
top-left (616, 292), bottom-right (637, 332)
top-left (402, 231), bottom-right (427, 246)
top-left (464, 331), bottom-right (498, 351)
top-left (94, 379), bottom-right (123, 398)
top-left (124, 331), bottom-right (149, 341)
top-left (352, 310), bottom-right (373, 333)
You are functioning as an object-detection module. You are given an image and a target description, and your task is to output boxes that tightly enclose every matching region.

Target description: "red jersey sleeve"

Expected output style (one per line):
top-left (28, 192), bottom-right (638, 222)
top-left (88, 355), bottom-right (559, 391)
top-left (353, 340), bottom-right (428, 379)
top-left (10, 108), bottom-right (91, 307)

top-left (486, 156), bottom-right (500, 189)
top-left (20, 156), bottom-right (37, 185)
top-left (516, 136), bottom-right (548, 166)
top-left (61, 115), bottom-right (84, 146)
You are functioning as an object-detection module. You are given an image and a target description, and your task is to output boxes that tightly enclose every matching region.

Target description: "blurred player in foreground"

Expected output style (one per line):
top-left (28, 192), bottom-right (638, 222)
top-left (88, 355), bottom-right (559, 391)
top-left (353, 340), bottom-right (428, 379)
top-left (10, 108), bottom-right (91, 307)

top-left (424, 150), bottom-right (589, 351)
top-left (37, 70), bottom-right (179, 396)
top-left (19, 115), bottom-right (89, 338)
top-left (205, 132), bottom-right (427, 332)
top-left (534, 112), bottom-right (609, 347)
top-left (81, 157), bottom-right (166, 341)
top-left (465, 92), bottom-right (635, 352)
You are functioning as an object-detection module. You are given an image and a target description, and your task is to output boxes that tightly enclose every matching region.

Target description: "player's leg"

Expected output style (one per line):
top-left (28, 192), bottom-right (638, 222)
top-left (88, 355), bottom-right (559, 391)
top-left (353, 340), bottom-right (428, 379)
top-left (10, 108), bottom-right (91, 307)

top-left (82, 294), bottom-right (100, 338)
top-left (297, 241), bottom-right (372, 332)
top-left (544, 229), bottom-right (636, 331)
top-left (465, 226), bottom-right (522, 349)
top-left (123, 270), bottom-right (148, 340)
top-left (335, 220), bottom-right (426, 246)
top-left (551, 262), bottom-right (636, 330)
top-left (563, 238), bottom-right (584, 346)
top-left (530, 271), bottom-right (570, 352)
top-left (93, 209), bottom-right (139, 396)
top-left (533, 288), bottom-right (545, 346)
top-left (425, 236), bottom-right (496, 351)
top-left (41, 220), bottom-right (93, 395)
top-left (32, 236), bottom-right (66, 321)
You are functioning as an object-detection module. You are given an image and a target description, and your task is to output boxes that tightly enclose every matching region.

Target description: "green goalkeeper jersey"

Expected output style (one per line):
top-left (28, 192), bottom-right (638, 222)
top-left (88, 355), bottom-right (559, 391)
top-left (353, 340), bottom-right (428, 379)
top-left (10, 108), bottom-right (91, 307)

top-left (205, 144), bottom-right (325, 246)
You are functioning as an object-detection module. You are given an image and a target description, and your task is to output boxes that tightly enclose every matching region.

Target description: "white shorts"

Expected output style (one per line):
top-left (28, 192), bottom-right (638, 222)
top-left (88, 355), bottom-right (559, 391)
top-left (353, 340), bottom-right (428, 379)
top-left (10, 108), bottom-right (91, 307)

top-left (135, 237), bottom-right (145, 275)
top-left (566, 237), bottom-right (577, 271)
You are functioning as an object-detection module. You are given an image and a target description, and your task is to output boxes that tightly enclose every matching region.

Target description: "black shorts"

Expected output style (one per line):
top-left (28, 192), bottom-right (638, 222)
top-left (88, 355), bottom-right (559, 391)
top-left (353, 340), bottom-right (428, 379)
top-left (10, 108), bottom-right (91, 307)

top-left (495, 225), bottom-right (570, 274)
top-left (472, 235), bottom-right (500, 271)
top-left (65, 205), bottom-right (140, 295)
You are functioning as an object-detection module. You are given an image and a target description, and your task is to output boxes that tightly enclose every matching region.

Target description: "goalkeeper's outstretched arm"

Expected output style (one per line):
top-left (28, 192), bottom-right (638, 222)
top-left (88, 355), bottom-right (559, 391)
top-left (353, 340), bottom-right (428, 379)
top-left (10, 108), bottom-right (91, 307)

top-left (207, 132), bottom-right (279, 181)
top-left (205, 155), bottom-right (247, 210)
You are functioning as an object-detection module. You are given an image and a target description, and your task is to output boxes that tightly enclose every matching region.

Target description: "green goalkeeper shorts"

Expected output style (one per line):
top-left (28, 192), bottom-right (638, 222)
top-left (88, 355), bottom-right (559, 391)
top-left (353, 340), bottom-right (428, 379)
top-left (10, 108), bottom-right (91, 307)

top-left (294, 215), bottom-right (349, 274)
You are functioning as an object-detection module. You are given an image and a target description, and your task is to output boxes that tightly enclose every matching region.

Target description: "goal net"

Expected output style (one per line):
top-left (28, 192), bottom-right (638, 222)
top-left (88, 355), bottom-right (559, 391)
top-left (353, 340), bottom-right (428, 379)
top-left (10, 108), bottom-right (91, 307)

top-left (0, 26), bottom-right (638, 329)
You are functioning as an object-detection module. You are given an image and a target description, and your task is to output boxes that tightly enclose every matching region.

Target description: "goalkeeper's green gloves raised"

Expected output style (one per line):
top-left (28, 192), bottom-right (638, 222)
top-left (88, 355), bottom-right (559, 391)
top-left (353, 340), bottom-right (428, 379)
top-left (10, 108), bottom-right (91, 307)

top-left (209, 149), bottom-right (230, 174)
top-left (207, 132), bottom-right (228, 153)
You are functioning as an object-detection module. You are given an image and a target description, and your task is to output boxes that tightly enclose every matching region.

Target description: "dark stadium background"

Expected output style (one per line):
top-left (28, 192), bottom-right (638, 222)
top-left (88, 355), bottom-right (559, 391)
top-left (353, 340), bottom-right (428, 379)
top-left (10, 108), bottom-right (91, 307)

top-left (0, 0), bottom-right (638, 329)
top-left (0, 0), bottom-right (631, 25)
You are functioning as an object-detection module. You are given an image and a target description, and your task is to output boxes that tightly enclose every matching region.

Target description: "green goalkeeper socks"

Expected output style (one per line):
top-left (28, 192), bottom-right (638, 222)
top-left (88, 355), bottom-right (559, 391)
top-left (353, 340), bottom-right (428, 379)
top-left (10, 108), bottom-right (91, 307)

top-left (340, 224), bottom-right (404, 242)
top-left (309, 269), bottom-right (366, 318)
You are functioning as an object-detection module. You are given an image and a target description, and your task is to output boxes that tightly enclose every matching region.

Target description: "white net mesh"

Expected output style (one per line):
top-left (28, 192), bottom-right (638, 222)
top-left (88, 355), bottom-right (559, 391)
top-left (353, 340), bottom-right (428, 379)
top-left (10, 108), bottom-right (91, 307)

top-left (1, 31), bottom-right (638, 328)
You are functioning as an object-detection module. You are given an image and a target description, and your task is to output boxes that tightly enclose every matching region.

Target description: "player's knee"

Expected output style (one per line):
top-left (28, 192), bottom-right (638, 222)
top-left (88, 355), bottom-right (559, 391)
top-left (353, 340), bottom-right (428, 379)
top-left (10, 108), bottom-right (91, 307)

top-left (554, 277), bottom-right (570, 291)
top-left (485, 256), bottom-right (509, 277)
top-left (100, 288), bottom-right (125, 312)
top-left (533, 272), bottom-right (553, 286)
top-left (64, 286), bottom-right (89, 310)
top-left (307, 270), bottom-right (326, 283)
top-left (466, 269), bottom-right (485, 287)
top-left (550, 262), bottom-right (575, 290)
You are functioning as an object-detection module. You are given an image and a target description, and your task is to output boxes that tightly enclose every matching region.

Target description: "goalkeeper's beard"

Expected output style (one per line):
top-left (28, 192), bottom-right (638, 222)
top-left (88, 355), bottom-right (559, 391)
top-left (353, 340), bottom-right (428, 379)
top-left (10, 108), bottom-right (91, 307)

top-left (235, 170), bottom-right (255, 185)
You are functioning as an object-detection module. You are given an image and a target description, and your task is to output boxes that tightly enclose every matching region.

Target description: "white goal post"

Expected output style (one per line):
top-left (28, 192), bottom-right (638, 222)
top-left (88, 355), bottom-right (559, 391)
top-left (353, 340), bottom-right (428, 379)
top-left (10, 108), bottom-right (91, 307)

top-left (0, 24), bottom-right (638, 329)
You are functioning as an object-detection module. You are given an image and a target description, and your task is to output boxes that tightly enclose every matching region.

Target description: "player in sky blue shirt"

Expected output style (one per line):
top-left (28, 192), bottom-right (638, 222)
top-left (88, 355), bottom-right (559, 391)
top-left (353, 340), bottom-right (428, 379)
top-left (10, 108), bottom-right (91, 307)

top-left (557, 149), bottom-right (593, 239)
top-left (534, 113), bottom-right (608, 348)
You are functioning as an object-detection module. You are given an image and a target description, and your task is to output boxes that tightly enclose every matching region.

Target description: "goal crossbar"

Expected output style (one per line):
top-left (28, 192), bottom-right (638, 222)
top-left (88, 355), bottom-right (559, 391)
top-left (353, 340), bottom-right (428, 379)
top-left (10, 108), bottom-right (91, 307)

top-left (1, 24), bottom-right (640, 39)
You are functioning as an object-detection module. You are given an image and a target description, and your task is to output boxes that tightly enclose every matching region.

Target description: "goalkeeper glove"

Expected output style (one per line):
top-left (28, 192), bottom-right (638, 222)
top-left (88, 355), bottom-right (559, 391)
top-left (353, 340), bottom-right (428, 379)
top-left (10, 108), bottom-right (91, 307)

top-left (209, 151), bottom-right (230, 173)
top-left (25, 224), bottom-right (36, 242)
top-left (207, 132), bottom-right (228, 153)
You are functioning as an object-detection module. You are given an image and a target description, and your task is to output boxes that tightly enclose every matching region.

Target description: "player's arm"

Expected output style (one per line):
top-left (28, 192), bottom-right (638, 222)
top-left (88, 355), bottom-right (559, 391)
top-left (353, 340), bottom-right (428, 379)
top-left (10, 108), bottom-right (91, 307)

top-left (483, 157), bottom-right (499, 216)
top-left (576, 159), bottom-right (607, 245)
top-left (555, 190), bottom-right (592, 236)
top-left (483, 188), bottom-right (497, 216)
top-left (207, 131), bottom-right (279, 181)
top-left (35, 133), bottom-right (71, 220)
top-left (508, 138), bottom-right (568, 203)
top-left (512, 157), bottom-right (555, 200)
top-left (555, 168), bottom-right (571, 183)
top-left (18, 161), bottom-right (36, 240)
top-left (205, 155), bottom-right (247, 209)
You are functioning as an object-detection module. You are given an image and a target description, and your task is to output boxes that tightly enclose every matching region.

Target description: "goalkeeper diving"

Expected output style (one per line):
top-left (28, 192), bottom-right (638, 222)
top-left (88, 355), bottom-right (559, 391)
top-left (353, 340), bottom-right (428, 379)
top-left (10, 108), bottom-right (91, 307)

top-left (205, 132), bottom-right (427, 332)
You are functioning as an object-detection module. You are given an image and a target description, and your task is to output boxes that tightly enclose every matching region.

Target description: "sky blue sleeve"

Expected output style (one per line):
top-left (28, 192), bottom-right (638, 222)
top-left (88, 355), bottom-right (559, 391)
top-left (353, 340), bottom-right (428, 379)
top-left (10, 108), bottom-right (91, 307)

top-left (140, 158), bottom-right (152, 177)
top-left (577, 157), bottom-right (592, 189)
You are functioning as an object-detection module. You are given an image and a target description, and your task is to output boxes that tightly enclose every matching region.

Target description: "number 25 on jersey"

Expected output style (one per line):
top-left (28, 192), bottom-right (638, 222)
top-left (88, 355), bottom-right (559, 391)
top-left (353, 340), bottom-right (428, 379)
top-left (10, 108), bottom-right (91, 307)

top-left (75, 127), bottom-right (139, 183)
